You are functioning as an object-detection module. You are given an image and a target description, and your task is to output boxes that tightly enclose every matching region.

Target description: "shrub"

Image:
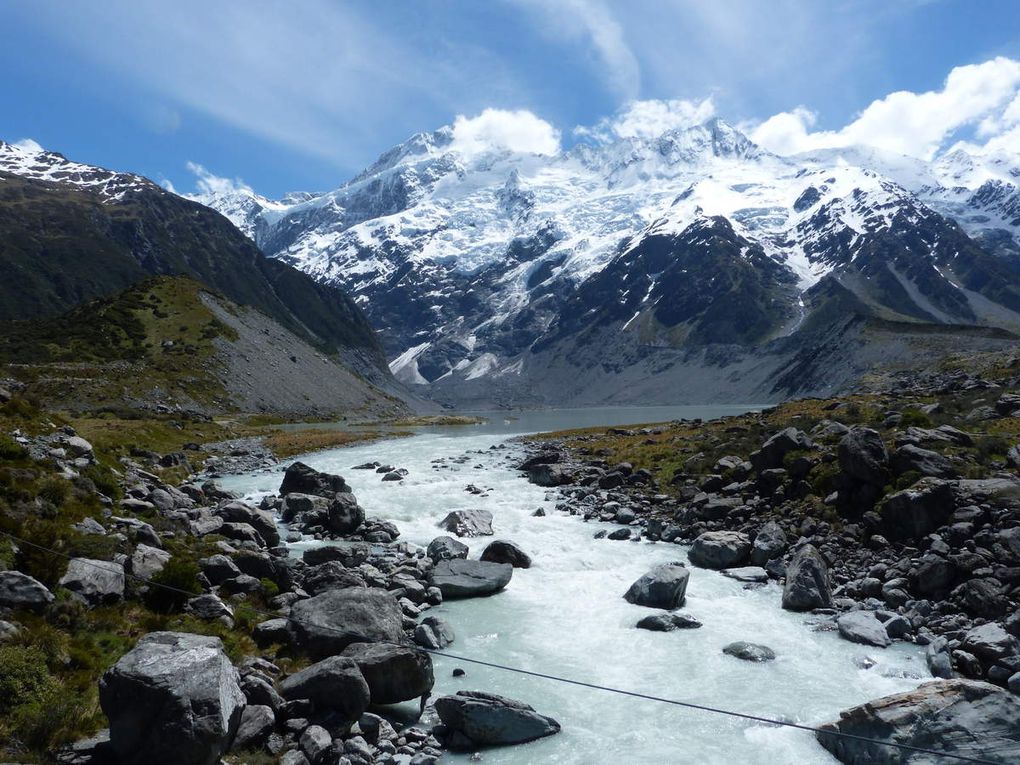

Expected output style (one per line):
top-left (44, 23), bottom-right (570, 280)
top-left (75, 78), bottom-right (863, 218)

top-left (38, 477), bottom-right (72, 507)
top-left (82, 463), bottom-right (122, 501)
top-left (143, 557), bottom-right (202, 613)
top-left (0, 434), bottom-right (26, 461)
top-left (975, 435), bottom-right (1010, 464)
top-left (0, 645), bottom-right (50, 711)
top-left (900, 408), bottom-right (933, 428)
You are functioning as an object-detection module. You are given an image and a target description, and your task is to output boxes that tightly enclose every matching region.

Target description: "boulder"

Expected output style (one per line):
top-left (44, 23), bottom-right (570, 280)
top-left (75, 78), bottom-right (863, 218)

top-left (289, 588), bottom-right (404, 658)
top-left (199, 554), bottom-right (242, 585)
top-left (750, 428), bottom-right (813, 471)
top-left (279, 655), bottom-right (371, 720)
top-left (782, 544), bottom-right (832, 611)
top-left (430, 559), bottom-right (512, 599)
top-left (0, 570), bottom-right (54, 612)
top-left (341, 642), bottom-right (435, 704)
top-left (838, 427), bottom-right (889, 485)
top-left (750, 521), bottom-right (788, 565)
top-left (836, 611), bottom-right (892, 648)
top-left (327, 492), bottom-right (365, 535)
top-left (434, 691), bottom-right (561, 748)
top-left (480, 540), bottom-right (532, 569)
top-left (623, 563), bottom-right (690, 609)
top-left (59, 558), bottom-right (125, 605)
top-left (99, 632), bottom-right (244, 765)
top-left (635, 612), bottom-right (702, 631)
top-left (414, 615), bottom-right (455, 649)
top-left (526, 463), bottom-right (573, 487)
top-left (880, 478), bottom-right (955, 541)
top-left (427, 536), bottom-right (469, 562)
top-left (185, 594), bottom-right (234, 623)
top-left (128, 544), bottom-right (171, 580)
top-left (437, 509), bottom-right (494, 538)
top-left (279, 461), bottom-right (349, 497)
top-left (723, 642), bottom-right (776, 662)
top-left (231, 705), bottom-right (275, 752)
top-left (688, 531), bottom-right (751, 569)
top-left (961, 623), bottom-right (1020, 666)
top-left (817, 680), bottom-right (1020, 764)
top-left (720, 566), bottom-right (768, 583)
top-left (891, 445), bottom-right (957, 478)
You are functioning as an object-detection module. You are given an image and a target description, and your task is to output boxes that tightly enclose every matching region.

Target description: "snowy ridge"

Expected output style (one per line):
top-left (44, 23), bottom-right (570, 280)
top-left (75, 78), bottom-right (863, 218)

top-left (0, 140), bottom-right (154, 201)
top-left (190, 117), bottom-right (1020, 389)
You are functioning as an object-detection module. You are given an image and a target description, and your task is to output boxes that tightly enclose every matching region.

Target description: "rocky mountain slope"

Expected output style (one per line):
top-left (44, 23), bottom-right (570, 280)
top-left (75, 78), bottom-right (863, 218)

top-left (195, 119), bottom-right (1020, 407)
top-left (0, 141), bottom-right (396, 391)
top-left (0, 276), bottom-right (408, 419)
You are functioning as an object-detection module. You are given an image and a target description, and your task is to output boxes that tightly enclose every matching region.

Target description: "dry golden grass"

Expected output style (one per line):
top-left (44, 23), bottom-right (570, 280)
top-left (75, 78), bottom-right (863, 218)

top-left (260, 427), bottom-right (411, 459)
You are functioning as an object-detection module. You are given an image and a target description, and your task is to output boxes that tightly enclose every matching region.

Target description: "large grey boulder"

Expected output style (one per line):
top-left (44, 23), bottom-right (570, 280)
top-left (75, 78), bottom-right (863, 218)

top-left (782, 544), bottom-right (832, 611)
top-left (426, 535), bottom-right (469, 562)
top-left (636, 612), bottom-right (702, 631)
top-left (99, 632), bottom-right (244, 765)
top-left (0, 570), bottom-right (54, 612)
top-left (430, 559), bottom-right (512, 599)
top-left (836, 611), bottom-right (892, 648)
top-left (231, 705), bottom-right (275, 752)
top-left (880, 478), bottom-right (955, 541)
top-left (435, 691), bottom-right (561, 749)
top-left (892, 444), bottom-right (957, 478)
top-left (289, 588), bottom-right (404, 658)
top-left (688, 531), bottom-right (751, 569)
top-left (526, 464), bottom-right (573, 487)
top-left (59, 558), bottom-right (125, 605)
top-left (216, 501), bottom-right (280, 546)
top-left (414, 615), bottom-right (455, 649)
top-left (279, 655), bottom-right (371, 720)
top-left (750, 521), bottom-right (788, 565)
top-left (961, 623), bottom-right (1020, 666)
top-left (623, 563), bottom-right (690, 609)
top-left (480, 540), bottom-right (532, 569)
top-left (438, 509), bottom-right (494, 537)
top-left (128, 544), bottom-right (171, 580)
top-left (327, 492), bottom-right (365, 535)
top-left (817, 680), bottom-right (1020, 764)
top-left (838, 427), bottom-right (890, 485)
top-left (340, 642), bottom-right (434, 704)
top-left (723, 642), bottom-right (776, 662)
top-left (750, 428), bottom-right (813, 471)
top-left (279, 461), bottom-right (349, 497)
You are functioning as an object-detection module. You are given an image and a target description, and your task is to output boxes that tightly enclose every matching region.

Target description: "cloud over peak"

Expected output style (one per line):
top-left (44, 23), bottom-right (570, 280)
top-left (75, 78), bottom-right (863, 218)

top-left (450, 108), bottom-right (561, 157)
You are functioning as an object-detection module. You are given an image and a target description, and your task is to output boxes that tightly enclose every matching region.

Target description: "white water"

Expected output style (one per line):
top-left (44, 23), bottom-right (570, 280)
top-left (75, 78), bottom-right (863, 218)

top-left (219, 408), bottom-right (927, 765)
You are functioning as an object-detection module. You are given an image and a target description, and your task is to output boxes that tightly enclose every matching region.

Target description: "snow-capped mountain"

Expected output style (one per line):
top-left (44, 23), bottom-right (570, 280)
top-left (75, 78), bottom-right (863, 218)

top-left (193, 119), bottom-right (1020, 406)
top-left (0, 140), bottom-right (155, 201)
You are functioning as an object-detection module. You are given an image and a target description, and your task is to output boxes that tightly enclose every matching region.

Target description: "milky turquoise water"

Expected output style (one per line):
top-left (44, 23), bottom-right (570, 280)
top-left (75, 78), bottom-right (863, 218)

top-left (219, 407), bottom-right (926, 765)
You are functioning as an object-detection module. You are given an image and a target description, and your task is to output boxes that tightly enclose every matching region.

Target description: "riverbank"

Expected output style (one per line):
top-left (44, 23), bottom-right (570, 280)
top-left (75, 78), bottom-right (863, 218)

top-left (517, 365), bottom-right (1020, 690)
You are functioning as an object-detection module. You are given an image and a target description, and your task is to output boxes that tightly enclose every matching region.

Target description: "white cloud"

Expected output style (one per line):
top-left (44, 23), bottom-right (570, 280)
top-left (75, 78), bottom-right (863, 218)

top-left (12, 138), bottom-right (44, 153)
top-left (510, 0), bottom-right (640, 99)
top-left (577, 97), bottom-right (717, 142)
top-left (450, 109), bottom-right (561, 156)
top-left (751, 57), bottom-right (1020, 159)
top-left (185, 161), bottom-right (253, 196)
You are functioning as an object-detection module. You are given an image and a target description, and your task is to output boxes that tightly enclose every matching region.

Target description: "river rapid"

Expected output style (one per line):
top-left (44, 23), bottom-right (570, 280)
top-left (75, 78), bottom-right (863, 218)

top-left (219, 406), bottom-right (927, 765)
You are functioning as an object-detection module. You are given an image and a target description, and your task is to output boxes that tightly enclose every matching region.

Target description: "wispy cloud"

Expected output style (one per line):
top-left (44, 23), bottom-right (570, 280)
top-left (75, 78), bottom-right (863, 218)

top-left (22, 0), bottom-right (526, 168)
top-left (751, 57), bottom-right (1020, 159)
top-left (185, 161), bottom-right (253, 196)
top-left (508, 0), bottom-right (640, 99)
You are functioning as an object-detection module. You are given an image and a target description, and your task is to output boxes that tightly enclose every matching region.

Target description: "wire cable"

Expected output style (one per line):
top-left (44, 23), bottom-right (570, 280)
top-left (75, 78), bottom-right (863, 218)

top-left (0, 528), bottom-right (1003, 765)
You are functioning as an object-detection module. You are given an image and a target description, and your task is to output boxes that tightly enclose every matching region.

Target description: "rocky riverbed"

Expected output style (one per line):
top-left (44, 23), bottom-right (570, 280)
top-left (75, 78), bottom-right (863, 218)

top-left (4, 380), bottom-right (1020, 763)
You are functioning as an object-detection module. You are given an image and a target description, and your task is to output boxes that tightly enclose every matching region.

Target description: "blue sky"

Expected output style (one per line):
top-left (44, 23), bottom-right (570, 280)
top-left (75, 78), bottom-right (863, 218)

top-left (2, 0), bottom-right (1019, 197)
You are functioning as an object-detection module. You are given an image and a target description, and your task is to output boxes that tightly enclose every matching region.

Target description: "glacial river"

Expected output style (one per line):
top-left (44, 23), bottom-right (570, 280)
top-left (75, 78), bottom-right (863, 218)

top-left (219, 406), bottom-right (926, 765)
